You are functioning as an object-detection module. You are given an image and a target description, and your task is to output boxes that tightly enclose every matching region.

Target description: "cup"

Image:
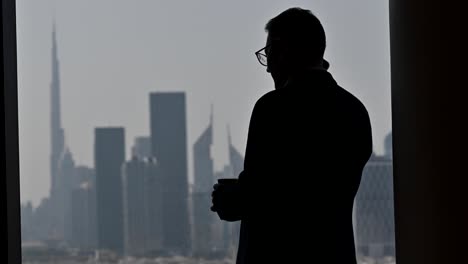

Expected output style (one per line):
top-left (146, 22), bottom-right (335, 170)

top-left (212, 178), bottom-right (241, 222)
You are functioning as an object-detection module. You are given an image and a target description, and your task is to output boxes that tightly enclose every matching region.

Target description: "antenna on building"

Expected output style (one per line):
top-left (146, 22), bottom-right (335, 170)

top-left (52, 0), bottom-right (57, 29)
top-left (210, 103), bottom-right (214, 126)
top-left (227, 124), bottom-right (232, 147)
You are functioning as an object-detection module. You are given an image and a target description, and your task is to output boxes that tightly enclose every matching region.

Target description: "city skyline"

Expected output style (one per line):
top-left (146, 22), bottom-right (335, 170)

top-left (17, 0), bottom-right (392, 207)
top-left (16, 1), bottom-right (396, 262)
top-left (21, 76), bottom-right (394, 259)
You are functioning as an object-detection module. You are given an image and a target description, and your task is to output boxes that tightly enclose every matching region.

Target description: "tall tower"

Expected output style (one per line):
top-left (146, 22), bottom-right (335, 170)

top-left (193, 106), bottom-right (214, 193)
top-left (150, 92), bottom-right (191, 255)
top-left (192, 107), bottom-right (215, 256)
top-left (94, 127), bottom-right (126, 254)
top-left (50, 22), bottom-right (65, 198)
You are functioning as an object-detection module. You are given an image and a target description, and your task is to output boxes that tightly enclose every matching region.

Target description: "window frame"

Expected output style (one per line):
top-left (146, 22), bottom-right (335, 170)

top-left (3, 0), bottom-right (452, 263)
top-left (2, 0), bottom-right (22, 263)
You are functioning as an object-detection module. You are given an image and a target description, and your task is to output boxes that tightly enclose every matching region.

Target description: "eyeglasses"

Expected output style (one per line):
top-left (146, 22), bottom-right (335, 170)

top-left (255, 45), bottom-right (269, 67)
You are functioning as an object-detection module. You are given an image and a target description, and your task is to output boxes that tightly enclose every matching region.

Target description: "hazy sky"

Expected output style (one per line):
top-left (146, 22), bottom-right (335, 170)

top-left (16, 0), bottom-right (391, 207)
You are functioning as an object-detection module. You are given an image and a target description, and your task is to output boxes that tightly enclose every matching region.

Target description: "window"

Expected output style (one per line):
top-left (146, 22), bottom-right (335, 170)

top-left (15, 1), bottom-right (393, 263)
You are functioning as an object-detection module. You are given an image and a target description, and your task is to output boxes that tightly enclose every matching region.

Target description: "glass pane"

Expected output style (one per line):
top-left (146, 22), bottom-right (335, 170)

top-left (17, 1), bottom-right (393, 263)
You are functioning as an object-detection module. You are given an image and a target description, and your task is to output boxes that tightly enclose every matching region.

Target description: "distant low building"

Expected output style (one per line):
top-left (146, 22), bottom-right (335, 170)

top-left (192, 110), bottom-right (215, 256)
top-left (21, 202), bottom-right (34, 241)
top-left (355, 151), bottom-right (395, 258)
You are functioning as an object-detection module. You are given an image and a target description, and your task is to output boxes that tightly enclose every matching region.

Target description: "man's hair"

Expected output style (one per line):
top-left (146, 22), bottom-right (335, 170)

top-left (265, 7), bottom-right (326, 65)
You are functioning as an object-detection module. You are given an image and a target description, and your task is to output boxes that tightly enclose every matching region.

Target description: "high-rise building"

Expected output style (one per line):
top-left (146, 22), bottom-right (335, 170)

top-left (75, 166), bottom-right (96, 190)
top-left (192, 110), bottom-right (215, 256)
top-left (49, 23), bottom-right (67, 242)
top-left (94, 127), bottom-right (125, 254)
top-left (150, 92), bottom-right (191, 255)
top-left (57, 148), bottom-right (76, 244)
top-left (71, 181), bottom-right (97, 251)
top-left (193, 108), bottom-right (214, 193)
top-left (144, 158), bottom-right (164, 256)
top-left (70, 166), bottom-right (96, 251)
top-left (50, 23), bottom-right (65, 200)
top-left (355, 152), bottom-right (395, 258)
top-left (48, 23), bottom-right (79, 244)
top-left (122, 157), bottom-right (148, 256)
top-left (122, 156), bottom-right (163, 256)
top-left (131, 136), bottom-right (151, 159)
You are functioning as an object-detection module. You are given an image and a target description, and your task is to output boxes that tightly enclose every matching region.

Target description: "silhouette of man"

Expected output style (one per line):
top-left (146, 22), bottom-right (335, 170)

top-left (212, 7), bottom-right (372, 264)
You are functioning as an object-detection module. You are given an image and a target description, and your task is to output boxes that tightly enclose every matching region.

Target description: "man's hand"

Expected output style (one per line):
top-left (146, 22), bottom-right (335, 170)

top-left (211, 180), bottom-right (242, 222)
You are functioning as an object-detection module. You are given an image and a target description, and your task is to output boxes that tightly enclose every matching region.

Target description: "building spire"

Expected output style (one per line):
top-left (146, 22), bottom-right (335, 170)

top-left (227, 124), bottom-right (232, 147)
top-left (50, 22), bottom-right (65, 197)
top-left (210, 103), bottom-right (214, 126)
top-left (209, 104), bottom-right (214, 137)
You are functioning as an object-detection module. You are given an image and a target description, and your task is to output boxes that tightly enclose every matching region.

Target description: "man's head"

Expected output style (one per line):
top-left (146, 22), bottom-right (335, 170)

top-left (264, 8), bottom-right (326, 88)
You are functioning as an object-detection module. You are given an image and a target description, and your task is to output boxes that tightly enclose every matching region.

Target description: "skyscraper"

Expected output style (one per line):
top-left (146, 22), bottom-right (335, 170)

top-left (48, 24), bottom-right (80, 243)
top-left (49, 23), bottom-right (66, 241)
top-left (131, 136), bottom-right (151, 159)
top-left (144, 158), bottom-right (164, 256)
top-left (50, 23), bottom-right (65, 199)
top-left (75, 166), bottom-right (96, 191)
top-left (94, 127), bottom-right (125, 254)
top-left (122, 157), bottom-right (149, 257)
top-left (150, 92), bottom-right (191, 255)
top-left (57, 148), bottom-right (76, 244)
top-left (192, 109), bottom-right (215, 256)
top-left (122, 156), bottom-right (163, 256)
top-left (70, 166), bottom-right (97, 251)
top-left (71, 181), bottom-right (97, 251)
top-left (193, 108), bottom-right (214, 193)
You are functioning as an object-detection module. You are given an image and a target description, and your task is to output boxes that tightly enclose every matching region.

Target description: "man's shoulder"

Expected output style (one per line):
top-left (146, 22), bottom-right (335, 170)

top-left (258, 90), bottom-right (279, 103)
top-left (254, 90), bottom-right (279, 109)
top-left (336, 86), bottom-right (369, 117)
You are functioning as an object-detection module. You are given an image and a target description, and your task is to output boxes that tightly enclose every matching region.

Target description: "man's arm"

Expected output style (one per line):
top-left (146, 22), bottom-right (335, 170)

top-left (212, 92), bottom-right (277, 221)
top-left (238, 92), bottom-right (278, 218)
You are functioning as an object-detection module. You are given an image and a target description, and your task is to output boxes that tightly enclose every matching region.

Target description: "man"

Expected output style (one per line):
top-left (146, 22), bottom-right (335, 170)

top-left (212, 7), bottom-right (372, 263)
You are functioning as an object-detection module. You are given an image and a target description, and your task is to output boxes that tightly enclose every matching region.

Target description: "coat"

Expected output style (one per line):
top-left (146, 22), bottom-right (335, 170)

top-left (235, 70), bottom-right (373, 264)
